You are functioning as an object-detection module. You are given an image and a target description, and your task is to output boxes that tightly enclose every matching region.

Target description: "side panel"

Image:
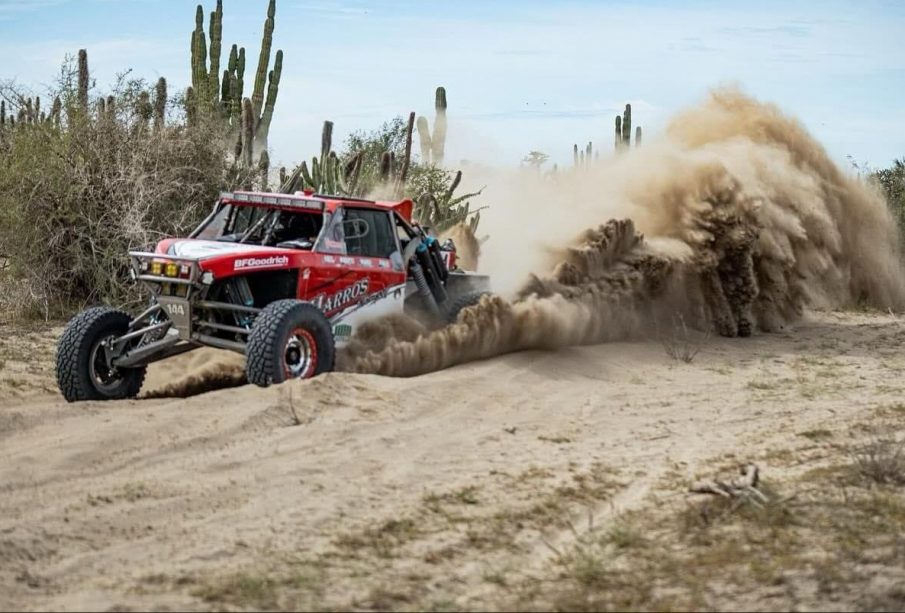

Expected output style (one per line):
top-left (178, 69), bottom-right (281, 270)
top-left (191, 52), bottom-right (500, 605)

top-left (301, 253), bottom-right (406, 346)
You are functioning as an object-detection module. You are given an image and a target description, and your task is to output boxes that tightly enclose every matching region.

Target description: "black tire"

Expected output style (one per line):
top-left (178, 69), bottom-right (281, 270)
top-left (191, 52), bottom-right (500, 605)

top-left (445, 291), bottom-right (490, 324)
top-left (245, 300), bottom-right (335, 387)
top-left (56, 307), bottom-right (147, 402)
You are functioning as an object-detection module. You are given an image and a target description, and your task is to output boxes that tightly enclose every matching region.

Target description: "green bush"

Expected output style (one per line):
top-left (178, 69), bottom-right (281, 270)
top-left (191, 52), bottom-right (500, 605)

top-left (874, 159), bottom-right (905, 238)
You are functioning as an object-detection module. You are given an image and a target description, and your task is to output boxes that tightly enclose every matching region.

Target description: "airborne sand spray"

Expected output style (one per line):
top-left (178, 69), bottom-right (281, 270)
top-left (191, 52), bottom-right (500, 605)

top-left (344, 88), bottom-right (905, 377)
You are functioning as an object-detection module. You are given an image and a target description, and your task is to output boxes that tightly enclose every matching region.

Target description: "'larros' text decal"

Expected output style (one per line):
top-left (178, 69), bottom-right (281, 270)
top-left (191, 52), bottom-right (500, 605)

top-left (313, 278), bottom-right (369, 312)
top-left (234, 255), bottom-right (289, 270)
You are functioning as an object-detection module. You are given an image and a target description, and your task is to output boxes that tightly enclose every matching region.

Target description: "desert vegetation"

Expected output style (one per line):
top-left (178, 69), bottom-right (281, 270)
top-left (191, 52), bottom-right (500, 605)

top-left (0, 0), bottom-right (484, 321)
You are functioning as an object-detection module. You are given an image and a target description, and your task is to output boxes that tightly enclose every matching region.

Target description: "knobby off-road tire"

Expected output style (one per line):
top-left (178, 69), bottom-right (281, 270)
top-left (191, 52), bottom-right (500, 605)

top-left (56, 307), bottom-right (147, 402)
top-left (445, 291), bottom-right (490, 325)
top-left (245, 300), bottom-right (335, 387)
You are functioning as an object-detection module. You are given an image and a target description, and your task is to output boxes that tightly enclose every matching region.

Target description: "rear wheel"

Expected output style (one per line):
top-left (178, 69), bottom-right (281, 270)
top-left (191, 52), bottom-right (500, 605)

top-left (445, 291), bottom-right (490, 324)
top-left (56, 307), bottom-right (147, 402)
top-left (245, 300), bottom-right (335, 387)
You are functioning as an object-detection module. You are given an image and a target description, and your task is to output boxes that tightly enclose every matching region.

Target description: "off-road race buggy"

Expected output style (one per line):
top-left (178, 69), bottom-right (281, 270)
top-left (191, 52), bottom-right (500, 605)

top-left (56, 190), bottom-right (490, 402)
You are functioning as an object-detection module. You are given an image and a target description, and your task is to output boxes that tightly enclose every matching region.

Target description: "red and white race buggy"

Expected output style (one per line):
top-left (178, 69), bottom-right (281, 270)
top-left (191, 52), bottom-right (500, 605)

top-left (55, 191), bottom-right (489, 402)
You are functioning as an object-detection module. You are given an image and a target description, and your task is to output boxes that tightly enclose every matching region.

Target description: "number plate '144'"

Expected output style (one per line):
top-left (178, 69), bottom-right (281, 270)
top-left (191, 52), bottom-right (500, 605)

top-left (156, 297), bottom-right (192, 339)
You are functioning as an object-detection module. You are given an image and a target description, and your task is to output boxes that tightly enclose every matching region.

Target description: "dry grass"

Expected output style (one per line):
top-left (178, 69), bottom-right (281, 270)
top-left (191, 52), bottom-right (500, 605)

top-left (518, 440), bottom-right (905, 612)
top-left (849, 437), bottom-right (905, 486)
top-left (660, 313), bottom-right (709, 364)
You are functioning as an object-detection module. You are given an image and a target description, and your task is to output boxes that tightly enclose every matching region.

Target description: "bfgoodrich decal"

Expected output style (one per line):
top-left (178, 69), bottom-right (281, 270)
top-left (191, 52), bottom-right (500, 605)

top-left (234, 255), bottom-right (290, 270)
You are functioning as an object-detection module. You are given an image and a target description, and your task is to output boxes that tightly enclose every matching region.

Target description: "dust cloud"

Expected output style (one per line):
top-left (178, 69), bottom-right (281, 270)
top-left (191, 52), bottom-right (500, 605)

top-left (346, 87), bottom-right (905, 377)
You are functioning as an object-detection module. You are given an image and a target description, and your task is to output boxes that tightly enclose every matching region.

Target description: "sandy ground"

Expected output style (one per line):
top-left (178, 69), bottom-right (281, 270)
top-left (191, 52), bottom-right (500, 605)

top-left (1, 310), bottom-right (904, 610)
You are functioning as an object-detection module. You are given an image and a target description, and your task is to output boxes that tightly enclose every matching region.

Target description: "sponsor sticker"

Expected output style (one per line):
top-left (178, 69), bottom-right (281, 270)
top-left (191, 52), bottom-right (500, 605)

top-left (312, 278), bottom-right (369, 312)
top-left (333, 323), bottom-right (353, 341)
top-left (323, 255), bottom-right (336, 264)
top-left (377, 260), bottom-right (389, 269)
top-left (339, 256), bottom-right (355, 265)
top-left (234, 255), bottom-right (289, 270)
top-left (359, 258), bottom-right (373, 267)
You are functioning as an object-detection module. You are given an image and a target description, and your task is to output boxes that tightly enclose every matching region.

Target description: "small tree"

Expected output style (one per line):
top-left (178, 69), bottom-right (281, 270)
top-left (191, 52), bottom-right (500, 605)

top-left (522, 150), bottom-right (549, 171)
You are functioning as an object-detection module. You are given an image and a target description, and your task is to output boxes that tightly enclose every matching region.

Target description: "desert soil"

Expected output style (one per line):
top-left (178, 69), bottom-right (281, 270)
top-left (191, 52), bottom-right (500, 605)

top-left (1, 310), bottom-right (904, 611)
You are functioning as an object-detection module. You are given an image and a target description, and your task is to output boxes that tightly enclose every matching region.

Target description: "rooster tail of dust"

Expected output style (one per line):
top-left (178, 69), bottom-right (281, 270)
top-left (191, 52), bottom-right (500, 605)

top-left (345, 87), bottom-right (905, 377)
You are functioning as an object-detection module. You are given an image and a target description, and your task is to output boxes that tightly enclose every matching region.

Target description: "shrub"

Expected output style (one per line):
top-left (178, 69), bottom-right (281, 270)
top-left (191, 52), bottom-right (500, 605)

top-left (0, 58), bottom-right (239, 318)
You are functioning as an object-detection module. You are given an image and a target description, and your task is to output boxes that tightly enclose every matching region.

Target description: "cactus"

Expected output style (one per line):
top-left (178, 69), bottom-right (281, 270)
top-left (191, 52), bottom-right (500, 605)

top-left (77, 49), bottom-right (89, 114)
top-left (378, 151), bottom-right (392, 182)
top-left (573, 144), bottom-right (579, 166)
top-left (189, 1), bottom-right (280, 159)
top-left (413, 168), bottom-right (485, 234)
top-left (346, 152), bottom-right (363, 196)
top-left (185, 86), bottom-right (197, 126)
top-left (154, 77), bottom-right (167, 131)
top-left (136, 91), bottom-right (153, 126)
top-left (259, 150), bottom-right (270, 191)
top-left (432, 87), bottom-right (447, 165)
top-left (50, 97), bottom-right (61, 125)
top-left (290, 120), bottom-right (353, 195)
top-left (1, 100), bottom-right (5, 127)
top-left (621, 104), bottom-right (631, 147)
top-left (190, 6), bottom-right (209, 104)
top-left (613, 103), bottom-right (642, 151)
top-left (416, 86), bottom-right (448, 166)
top-left (416, 116), bottom-right (431, 162)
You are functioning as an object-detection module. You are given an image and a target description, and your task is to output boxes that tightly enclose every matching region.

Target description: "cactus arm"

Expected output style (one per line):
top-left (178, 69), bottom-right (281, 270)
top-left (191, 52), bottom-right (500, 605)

top-left (416, 116), bottom-right (432, 164)
top-left (256, 49), bottom-right (282, 145)
top-left (207, 0), bottom-right (223, 105)
top-left (241, 97), bottom-right (254, 168)
top-left (251, 0), bottom-right (275, 121)
top-left (614, 115), bottom-right (622, 151)
top-left (348, 153), bottom-right (363, 196)
top-left (299, 161), bottom-right (313, 188)
top-left (622, 103), bottom-right (631, 146)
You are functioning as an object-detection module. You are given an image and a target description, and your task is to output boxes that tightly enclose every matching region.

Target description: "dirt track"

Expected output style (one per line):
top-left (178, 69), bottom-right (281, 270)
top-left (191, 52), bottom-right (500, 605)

top-left (1, 310), bottom-right (904, 610)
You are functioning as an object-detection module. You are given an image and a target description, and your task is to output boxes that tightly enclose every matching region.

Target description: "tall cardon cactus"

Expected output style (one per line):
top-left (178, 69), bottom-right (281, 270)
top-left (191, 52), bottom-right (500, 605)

top-left (189, 0), bottom-right (282, 162)
top-left (416, 87), bottom-right (448, 166)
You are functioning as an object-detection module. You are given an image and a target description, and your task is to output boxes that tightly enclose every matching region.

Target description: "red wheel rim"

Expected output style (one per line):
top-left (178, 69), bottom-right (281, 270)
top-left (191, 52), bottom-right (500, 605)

top-left (284, 327), bottom-right (318, 379)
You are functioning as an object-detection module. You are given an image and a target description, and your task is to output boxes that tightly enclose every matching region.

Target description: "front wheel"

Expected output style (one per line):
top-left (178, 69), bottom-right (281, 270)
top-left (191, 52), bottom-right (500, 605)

top-left (56, 307), bottom-right (147, 402)
top-left (245, 300), bottom-right (335, 387)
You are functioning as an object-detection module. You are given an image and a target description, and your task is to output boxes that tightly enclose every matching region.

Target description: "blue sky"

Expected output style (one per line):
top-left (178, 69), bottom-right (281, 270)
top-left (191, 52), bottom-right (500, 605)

top-left (1, 0), bottom-right (904, 170)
